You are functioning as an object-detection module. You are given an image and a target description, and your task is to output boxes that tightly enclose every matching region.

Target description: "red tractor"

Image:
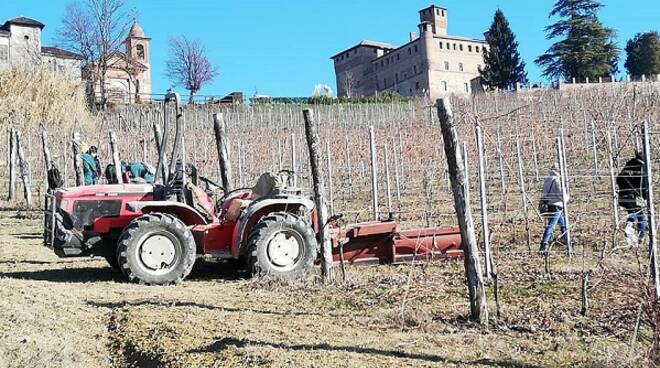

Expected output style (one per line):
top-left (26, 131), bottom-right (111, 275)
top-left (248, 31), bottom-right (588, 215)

top-left (43, 93), bottom-right (462, 285)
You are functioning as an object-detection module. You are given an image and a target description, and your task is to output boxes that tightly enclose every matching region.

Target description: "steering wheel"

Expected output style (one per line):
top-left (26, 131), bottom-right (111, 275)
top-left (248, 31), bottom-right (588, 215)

top-left (215, 187), bottom-right (253, 213)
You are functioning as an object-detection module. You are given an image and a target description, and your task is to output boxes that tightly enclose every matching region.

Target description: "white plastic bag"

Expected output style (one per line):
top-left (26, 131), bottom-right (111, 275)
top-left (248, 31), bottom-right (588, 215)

top-left (625, 222), bottom-right (639, 248)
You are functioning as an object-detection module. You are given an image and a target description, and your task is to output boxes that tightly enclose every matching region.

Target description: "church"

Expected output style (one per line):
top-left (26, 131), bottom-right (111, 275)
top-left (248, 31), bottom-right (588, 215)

top-left (87, 21), bottom-right (152, 104)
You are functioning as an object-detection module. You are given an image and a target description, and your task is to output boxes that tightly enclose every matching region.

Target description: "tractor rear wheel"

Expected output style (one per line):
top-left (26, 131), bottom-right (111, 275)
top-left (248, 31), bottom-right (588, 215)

top-left (116, 213), bottom-right (196, 285)
top-left (247, 212), bottom-right (317, 278)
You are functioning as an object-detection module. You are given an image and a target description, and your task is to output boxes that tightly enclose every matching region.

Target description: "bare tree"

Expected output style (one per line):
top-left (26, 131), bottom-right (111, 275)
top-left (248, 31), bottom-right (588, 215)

top-left (165, 36), bottom-right (219, 104)
top-left (58, 0), bottom-right (133, 109)
top-left (341, 71), bottom-right (356, 98)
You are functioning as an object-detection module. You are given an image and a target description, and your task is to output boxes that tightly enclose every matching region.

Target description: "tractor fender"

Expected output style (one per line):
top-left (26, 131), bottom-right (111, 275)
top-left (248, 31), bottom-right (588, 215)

top-left (126, 201), bottom-right (208, 226)
top-left (232, 197), bottom-right (315, 257)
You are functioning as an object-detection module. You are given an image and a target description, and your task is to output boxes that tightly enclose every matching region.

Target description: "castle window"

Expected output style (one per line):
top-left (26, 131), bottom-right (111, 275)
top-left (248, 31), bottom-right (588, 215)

top-left (395, 73), bottom-right (399, 83)
top-left (446, 42), bottom-right (450, 49)
top-left (381, 60), bottom-right (384, 67)
top-left (354, 49), bottom-right (357, 54)
top-left (408, 48), bottom-right (411, 55)
top-left (444, 61), bottom-right (449, 70)
top-left (439, 42), bottom-right (443, 49)
top-left (414, 45), bottom-right (418, 53)
top-left (413, 65), bottom-right (417, 74)
top-left (397, 54), bottom-right (400, 61)
top-left (0, 45), bottom-right (8, 62)
top-left (443, 81), bottom-right (448, 91)
top-left (415, 81), bottom-right (419, 90)
top-left (453, 44), bottom-right (456, 50)
top-left (136, 44), bottom-right (145, 59)
top-left (476, 46), bottom-right (480, 53)
top-left (24, 35), bottom-right (29, 41)
top-left (436, 9), bottom-right (439, 15)
top-left (459, 44), bottom-right (463, 51)
top-left (442, 10), bottom-right (445, 16)
top-left (459, 63), bottom-right (464, 72)
top-left (468, 45), bottom-right (472, 52)
top-left (465, 83), bottom-right (470, 93)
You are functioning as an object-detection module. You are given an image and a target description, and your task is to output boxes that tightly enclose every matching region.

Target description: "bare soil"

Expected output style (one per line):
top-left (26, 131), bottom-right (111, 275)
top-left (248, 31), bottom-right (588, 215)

top-left (0, 209), bottom-right (654, 368)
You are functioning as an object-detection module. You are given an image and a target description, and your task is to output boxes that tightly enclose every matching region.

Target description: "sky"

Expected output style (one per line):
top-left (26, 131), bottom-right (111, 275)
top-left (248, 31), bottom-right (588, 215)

top-left (3, 0), bottom-right (659, 98)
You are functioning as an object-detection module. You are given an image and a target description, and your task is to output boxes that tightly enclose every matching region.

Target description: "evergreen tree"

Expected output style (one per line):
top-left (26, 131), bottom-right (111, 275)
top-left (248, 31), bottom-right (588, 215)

top-left (479, 9), bottom-right (527, 90)
top-left (625, 31), bottom-right (660, 78)
top-left (536, 0), bottom-right (618, 81)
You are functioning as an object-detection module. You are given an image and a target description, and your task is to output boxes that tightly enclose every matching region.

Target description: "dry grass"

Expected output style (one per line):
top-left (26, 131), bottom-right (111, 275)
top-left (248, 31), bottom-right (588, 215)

top-left (0, 66), bottom-right (91, 130)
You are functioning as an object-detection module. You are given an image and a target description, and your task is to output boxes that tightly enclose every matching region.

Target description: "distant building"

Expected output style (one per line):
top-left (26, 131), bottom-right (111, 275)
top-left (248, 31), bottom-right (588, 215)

top-left (331, 5), bottom-right (488, 99)
top-left (87, 21), bottom-right (152, 104)
top-left (0, 16), bottom-right (82, 79)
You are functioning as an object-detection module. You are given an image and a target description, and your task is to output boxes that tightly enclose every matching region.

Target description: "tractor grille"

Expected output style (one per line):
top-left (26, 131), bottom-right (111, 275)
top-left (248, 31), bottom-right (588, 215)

top-left (72, 200), bottom-right (121, 230)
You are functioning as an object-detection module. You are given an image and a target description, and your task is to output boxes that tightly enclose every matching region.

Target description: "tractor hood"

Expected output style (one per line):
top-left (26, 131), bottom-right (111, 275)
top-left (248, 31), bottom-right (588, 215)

top-left (54, 184), bottom-right (154, 199)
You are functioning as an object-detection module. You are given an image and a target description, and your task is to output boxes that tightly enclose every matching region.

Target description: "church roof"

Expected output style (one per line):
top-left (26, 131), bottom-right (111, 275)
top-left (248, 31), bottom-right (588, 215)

top-left (2, 17), bottom-right (45, 30)
top-left (128, 21), bottom-right (147, 38)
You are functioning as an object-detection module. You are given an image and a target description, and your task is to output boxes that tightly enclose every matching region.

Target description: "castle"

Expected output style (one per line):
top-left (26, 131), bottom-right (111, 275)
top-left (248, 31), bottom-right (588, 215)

top-left (331, 5), bottom-right (488, 99)
top-left (0, 17), bottom-right (82, 79)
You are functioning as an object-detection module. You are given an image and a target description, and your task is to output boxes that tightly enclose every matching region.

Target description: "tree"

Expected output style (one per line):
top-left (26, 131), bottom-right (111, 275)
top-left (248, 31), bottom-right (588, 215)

top-left (58, 0), bottom-right (133, 109)
top-left (536, 0), bottom-right (618, 81)
top-left (479, 9), bottom-right (527, 91)
top-left (165, 36), bottom-right (219, 104)
top-left (625, 32), bottom-right (660, 79)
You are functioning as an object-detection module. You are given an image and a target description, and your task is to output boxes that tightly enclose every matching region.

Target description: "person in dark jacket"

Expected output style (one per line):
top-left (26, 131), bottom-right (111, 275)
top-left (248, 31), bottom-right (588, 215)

top-left (616, 151), bottom-right (648, 244)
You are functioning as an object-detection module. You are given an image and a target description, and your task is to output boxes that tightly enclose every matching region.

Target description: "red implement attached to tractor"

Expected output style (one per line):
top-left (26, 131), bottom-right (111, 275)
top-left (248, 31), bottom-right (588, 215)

top-left (43, 92), bottom-right (461, 285)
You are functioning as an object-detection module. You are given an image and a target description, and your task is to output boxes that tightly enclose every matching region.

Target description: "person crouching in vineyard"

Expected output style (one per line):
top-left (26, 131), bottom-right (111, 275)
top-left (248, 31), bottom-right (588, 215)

top-left (616, 151), bottom-right (648, 247)
top-left (539, 163), bottom-right (568, 253)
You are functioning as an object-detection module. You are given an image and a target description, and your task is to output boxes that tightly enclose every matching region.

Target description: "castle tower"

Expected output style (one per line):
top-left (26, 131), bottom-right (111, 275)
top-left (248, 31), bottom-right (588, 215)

top-left (124, 21), bottom-right (151, 97)
top-left (418, 5), bottom-right (447, 36)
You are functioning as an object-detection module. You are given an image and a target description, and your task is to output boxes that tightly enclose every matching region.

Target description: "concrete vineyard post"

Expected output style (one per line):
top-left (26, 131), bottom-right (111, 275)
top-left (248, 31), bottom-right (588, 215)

top-left (642, 121), bottom-right (660, 298)
top-left (476, 123), bottom-right (493, 279)
top-left (369, 126), bottom-right (379, 220)
top-left (556, 136), bottom-right (573, 257)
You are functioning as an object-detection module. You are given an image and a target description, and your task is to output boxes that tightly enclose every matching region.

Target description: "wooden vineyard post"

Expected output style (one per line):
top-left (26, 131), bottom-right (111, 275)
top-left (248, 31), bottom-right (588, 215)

top-left (516, 137), bottom-right (532, 254)
top-left (344, 135), bottom-right (353, 199)
top-left (153, 120), bottom-right (169, 184)
top-left (213, 113), bottom-right (233, 191)
top-left (16, 131), bottom-right (33, 207)
top-left (642, 121), bottom-right (660, 298)
top-left (475, 122), bottom-right (493, 279)
top-left (590, 120), bottom-right (600, 179)
top-left (72, 131), bottom-right (83, 186)
top-left (8, 128), bottom-right (16, 201)
top-left (41, 128), bottom-right (52, 194)
top-left (291, 133), bottom-right (297, 187)
top-left (437, 98), bottom-right (488, 325)
top-left (302, 109), bottom-right (334, 283)
top-left (109, 132), bottom-right (122, 183)
top-left (326, 141), bottom-right (335, 215)
top-left (384, 144), bottom-right (392, 215)
top-left (556, 136), bottom-right (573, 257)
top-left (369, 126), bottom-right (379, 220)
top-left (606, 131), bottom-right (620, 230)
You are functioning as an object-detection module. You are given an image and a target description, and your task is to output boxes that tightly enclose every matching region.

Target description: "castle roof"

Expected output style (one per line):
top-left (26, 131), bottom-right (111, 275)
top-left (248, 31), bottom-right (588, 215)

top-left (2, 16), bottom-right (45, 30)
top-left (42, 46), bottom-right (83, 60)
top-left (331, 40), bottom-right (394, 59)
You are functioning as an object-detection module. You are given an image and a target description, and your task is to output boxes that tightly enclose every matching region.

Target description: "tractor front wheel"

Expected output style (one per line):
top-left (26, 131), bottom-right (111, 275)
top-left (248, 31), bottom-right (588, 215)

top-left (247, 212), bottom-right (317, 278)
top-left (117, 213), bottom-right (196, 285)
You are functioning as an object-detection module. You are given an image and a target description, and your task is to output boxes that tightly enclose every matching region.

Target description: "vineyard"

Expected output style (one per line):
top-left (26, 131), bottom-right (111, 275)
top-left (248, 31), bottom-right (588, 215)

top-left (1, 81), bottom-right (660, 367)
